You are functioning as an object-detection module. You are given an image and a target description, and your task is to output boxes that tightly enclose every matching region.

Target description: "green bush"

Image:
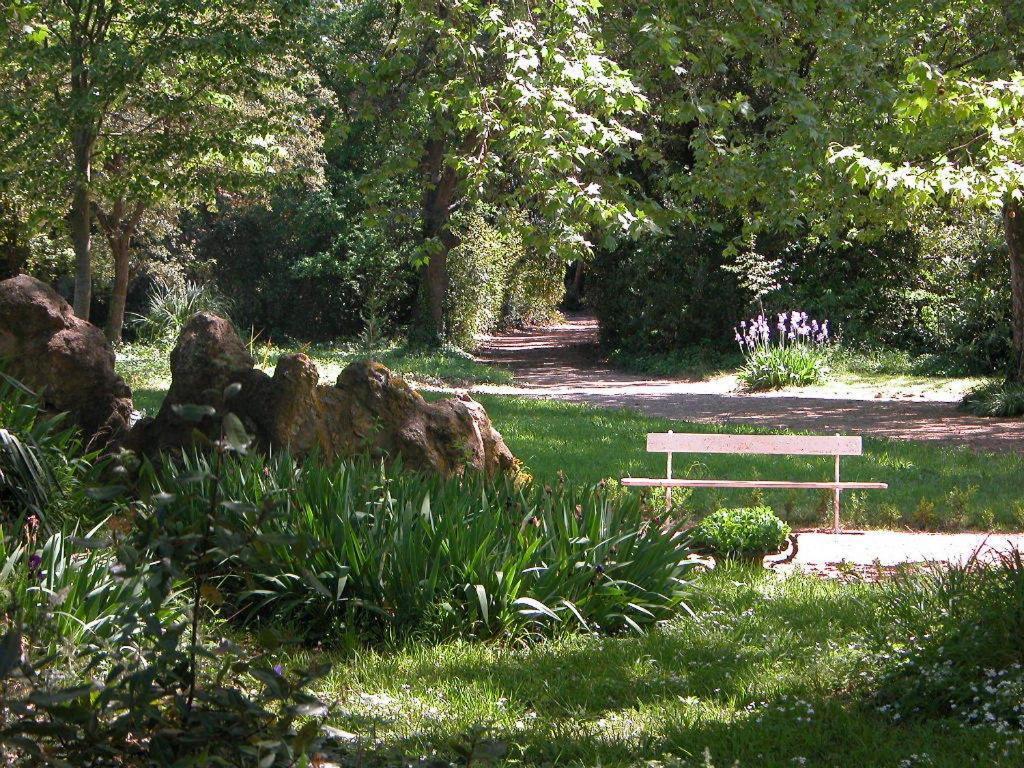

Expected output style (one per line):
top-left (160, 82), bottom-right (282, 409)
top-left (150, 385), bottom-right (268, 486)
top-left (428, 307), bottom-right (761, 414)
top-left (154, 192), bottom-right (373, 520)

top-left (690, 506), bottom-right (791, 560)
top-left (192, 188), bottom-right (418, 342)
top-left (131, 278), bottom-right (231, 345)
top-left (446, 209), bottom-right (514, 346)
top-left (142, 453), bottom-right (696, 643)
top-left (446, 208), bottom-right (563, 347)
top-left (589, 224), bottom-right (743, 357)
top-left (870, 549), bottom-right (1024, 730)
top-left (1, 407), bottom-right (330, 766)
top-left (962, 381), bottom-right (1024, 418)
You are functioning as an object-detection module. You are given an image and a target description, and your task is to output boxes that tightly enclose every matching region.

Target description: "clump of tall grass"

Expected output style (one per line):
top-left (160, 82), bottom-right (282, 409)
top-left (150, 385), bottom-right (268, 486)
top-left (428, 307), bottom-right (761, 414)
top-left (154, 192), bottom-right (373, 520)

top-left (962, 381), bottom-right (1024, 418)
top-left (141, 453), bottom-right (696, 644)
top-left (0, 524), bottom-right (149, 655)
top-left (0, 373), bottom-right (85, 524)
top-left (131, 279), bottom-right (231, 345)
top-left (869, 548), bottom-right (1024, 730)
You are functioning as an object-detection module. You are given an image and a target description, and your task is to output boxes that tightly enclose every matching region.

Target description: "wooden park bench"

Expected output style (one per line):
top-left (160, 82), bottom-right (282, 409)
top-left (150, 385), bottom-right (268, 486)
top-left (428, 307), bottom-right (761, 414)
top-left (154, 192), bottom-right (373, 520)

top-left (621, 432), bottom-right (888, 533)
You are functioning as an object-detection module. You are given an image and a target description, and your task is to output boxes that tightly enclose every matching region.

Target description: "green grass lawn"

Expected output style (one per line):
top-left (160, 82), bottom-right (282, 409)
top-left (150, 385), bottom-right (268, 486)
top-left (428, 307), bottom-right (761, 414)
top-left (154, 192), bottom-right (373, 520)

top-left (306, 565), bottom-right (1018, 768)
top-left (475, 394), bottom-right (1024, 532)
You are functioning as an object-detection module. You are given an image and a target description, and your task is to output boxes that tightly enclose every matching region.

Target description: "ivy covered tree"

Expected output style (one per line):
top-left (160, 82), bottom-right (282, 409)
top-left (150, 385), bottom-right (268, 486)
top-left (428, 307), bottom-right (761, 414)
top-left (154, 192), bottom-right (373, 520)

top-left (1, 0), bottom-right (322, 338)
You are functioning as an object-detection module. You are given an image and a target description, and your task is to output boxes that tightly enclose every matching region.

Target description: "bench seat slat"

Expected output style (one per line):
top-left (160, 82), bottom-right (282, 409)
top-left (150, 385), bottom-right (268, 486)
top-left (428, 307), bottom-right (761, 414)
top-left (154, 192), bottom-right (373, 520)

top-left (647, 433), bottom-right (863, 456)
top-left (621, 478), bottom-right (888, 490)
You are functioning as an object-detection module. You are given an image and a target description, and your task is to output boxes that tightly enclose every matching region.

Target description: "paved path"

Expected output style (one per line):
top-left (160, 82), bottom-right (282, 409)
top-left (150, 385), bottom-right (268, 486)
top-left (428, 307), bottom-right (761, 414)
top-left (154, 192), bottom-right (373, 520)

top-left (474, 315), bottom-right (1024, 454)
top-left (772, 531), bottom-right (1024, 574)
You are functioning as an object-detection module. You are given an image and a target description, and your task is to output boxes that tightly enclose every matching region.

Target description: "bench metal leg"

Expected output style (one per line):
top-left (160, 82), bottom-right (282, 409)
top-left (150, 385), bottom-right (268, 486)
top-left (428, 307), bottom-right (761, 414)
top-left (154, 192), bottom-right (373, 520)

top-left (665, 444), bottom-right (673, 513)
top-left (833, 449), bottom-right (841, 533)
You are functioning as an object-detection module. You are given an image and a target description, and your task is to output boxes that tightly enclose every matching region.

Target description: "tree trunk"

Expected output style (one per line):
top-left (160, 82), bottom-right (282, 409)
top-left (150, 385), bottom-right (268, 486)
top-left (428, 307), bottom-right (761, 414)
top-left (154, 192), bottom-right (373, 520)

top-left (0, 202), bottom-right (29, 279)
top-left (417, 137), bottom-right (460, 343)
top-left (70, 128), bottom-right (94, 320)
top-left (105, 231), bottom-right (132, 343)
top-left (1004, 196), bottom-right (1024, 384)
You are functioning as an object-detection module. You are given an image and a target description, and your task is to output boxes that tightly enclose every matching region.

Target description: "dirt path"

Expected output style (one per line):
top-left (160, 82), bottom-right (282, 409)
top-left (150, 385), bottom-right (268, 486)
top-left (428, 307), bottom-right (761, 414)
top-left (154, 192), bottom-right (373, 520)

top-left (474, 315), bottom-right (1024, 454)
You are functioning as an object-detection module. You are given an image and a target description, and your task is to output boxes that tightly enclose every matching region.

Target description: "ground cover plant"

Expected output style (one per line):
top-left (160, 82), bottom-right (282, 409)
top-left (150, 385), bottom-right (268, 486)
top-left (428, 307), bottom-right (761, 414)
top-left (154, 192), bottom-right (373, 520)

top-left (869, 548), bottom-right (1024, 731)
top-left (140, 452), bottom-right (695, 644)
top-left (304, 564), bottom-right (1023, 768)
top-left (690, 506), bottom-right (791, 561)
top-left (962, 381), bottom-right (1024, 418)
top-left (0, 402), bottom-right (334, 766)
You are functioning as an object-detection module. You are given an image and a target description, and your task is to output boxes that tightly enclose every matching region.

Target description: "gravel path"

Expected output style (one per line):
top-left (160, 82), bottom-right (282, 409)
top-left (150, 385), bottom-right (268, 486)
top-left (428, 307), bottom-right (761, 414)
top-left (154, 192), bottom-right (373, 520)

top-left (474, 315), bottom-right (1024, 454)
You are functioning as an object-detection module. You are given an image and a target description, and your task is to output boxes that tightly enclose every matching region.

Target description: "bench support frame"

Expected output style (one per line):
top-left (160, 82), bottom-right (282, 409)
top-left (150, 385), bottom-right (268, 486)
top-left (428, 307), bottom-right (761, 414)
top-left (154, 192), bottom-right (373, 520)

top-left (626, 430), bottom-right (888, 533)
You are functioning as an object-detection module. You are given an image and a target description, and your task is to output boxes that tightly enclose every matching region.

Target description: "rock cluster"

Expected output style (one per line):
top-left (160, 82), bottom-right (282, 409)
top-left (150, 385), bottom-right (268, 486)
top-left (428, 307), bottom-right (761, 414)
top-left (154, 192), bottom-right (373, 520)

top-left (0, 275), bottom-right (515, 477)
top-left (126, 313), bottom-right (517, 477)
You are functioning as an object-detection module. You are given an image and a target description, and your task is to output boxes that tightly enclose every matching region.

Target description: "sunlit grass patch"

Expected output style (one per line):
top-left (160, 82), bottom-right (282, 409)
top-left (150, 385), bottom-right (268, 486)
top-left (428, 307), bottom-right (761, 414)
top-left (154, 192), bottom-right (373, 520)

top-left (306, 566), bottom-right (1018, 767)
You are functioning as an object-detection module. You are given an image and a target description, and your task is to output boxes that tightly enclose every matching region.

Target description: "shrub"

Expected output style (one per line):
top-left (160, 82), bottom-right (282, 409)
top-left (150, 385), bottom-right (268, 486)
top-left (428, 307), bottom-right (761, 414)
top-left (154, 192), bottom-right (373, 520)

top-left (690, 506), bottom-right (791, 560)
top-left (1, 405), bottom-right (330, 766)
top-left (192, 190), bottom-right (419, 342)
top-left (141, 453), bottom-right (696, 643)
top-left (446, 208), bottom-right (563, 347)
top-left (735, 311), bottom-right (830, 390)
top-left (589, 224), bottom-right (743, 357)
top-left (131, 278), bottom-right (231, 345)
top-left (0, 373), bottom-right (85, 524)
top-left (870, 549), bottom-right (1024, 731)
top-left (446, 209), bottom-right (514, 346)
top-left (962, 381), bottom-right (1024, 418)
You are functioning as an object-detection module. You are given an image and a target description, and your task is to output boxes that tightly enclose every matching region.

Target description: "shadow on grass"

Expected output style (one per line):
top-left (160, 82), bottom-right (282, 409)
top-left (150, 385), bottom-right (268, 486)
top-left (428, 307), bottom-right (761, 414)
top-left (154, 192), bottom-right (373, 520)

top-left (321, 569), bottom-right (1013, 767)
top-left (131, 387), bottom-right (166, 416)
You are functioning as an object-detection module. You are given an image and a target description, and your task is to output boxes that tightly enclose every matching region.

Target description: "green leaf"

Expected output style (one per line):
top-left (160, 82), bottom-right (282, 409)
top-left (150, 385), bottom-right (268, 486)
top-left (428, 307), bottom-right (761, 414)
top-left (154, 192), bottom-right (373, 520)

top-left (172, 404), bottom-right (216, 422)
top-left (513, 596), bottom-right (561, 621)
top-left (222, 412), bottom-right (251, 454)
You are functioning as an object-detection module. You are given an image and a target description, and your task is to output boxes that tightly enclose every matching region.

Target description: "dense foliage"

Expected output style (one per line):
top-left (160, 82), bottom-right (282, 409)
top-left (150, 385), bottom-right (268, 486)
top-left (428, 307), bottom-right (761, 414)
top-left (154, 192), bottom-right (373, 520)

top-left (870, 550), bottom-right (1024, 731)
top-left (141, 453), bottom-right (695, 643)
top-left (689, 506), bottom-right (792, 560)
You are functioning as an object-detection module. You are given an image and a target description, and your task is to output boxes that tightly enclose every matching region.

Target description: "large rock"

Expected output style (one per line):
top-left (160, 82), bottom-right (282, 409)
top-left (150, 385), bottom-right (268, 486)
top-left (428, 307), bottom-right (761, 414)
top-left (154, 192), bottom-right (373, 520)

top-left (125, 313), bottom-right (516, 477)
top-left (0, 275), bottom-right (133, 448)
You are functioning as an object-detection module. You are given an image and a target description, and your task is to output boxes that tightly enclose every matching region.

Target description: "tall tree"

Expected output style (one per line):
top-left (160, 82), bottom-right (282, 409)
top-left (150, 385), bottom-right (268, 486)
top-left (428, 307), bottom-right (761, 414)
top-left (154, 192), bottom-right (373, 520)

top-left (830, 3), bottom-right (1024, 381)
top-left (332, 0), bottom-right (649, 341)
top-left (2, 0), bottom-right (318, 325)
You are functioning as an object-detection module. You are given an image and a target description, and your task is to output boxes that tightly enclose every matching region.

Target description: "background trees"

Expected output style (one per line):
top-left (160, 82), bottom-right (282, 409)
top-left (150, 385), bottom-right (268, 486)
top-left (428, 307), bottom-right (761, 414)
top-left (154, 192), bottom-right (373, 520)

top-left (1, 0), bottom-right (322, 339)
top-left (1, 0), bottom-right (1022, 385)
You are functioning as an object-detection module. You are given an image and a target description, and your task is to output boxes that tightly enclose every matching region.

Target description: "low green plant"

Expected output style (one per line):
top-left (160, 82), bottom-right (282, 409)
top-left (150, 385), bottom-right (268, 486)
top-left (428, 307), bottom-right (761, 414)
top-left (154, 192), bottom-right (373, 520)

top-left (141, 453), bottom-right (696, 644)
top-left (130, 279), bottom-right (231, 345)
top-left (0, 523), bottom-right (145, 655)
top-left (869, 548), bottom-right (1024, 730)
top-left (690, 506), bottom-right (791, 560)
top-left (0, 402), bottom-right (330, 766)
top-left (0, 374), bottom-right (85, 523)
top-left (962, 380), bottom-right (1024, 417)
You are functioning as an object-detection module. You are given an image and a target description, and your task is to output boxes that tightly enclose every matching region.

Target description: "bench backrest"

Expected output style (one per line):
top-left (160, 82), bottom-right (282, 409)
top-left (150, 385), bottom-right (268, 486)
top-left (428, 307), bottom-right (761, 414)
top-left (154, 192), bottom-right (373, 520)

top-left (646, 432), bottom-right (862, 456)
